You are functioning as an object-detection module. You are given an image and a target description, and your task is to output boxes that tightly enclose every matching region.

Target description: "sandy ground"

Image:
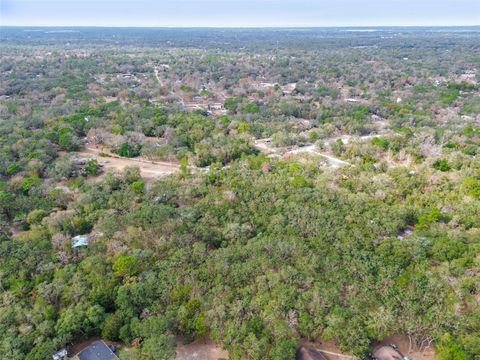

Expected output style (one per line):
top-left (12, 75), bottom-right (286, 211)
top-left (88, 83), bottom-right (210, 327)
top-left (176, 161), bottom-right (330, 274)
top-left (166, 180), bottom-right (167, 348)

top-left (300, 339), bottom-right (354, 360)
top-left (254, 138), bottom-right (277, 155)
top-left (76, 146), bottom-right (181, 180)
top-left (301, 335), bottom-right (436, 360)
top-left (283, 144), bottom-right (351, 167)
top-left (254, 133), bottom-right (400, 168)
top-left (253, 138), bottom-right (351, 167)
top-left (69, 337), bottom-right (227, 360)
top-left (175, 338), bottom-right (229, 360)
top-left (67, 335), bottom-right (434, 360)
top-left (325, 134), bottom-right (382, 146)
top-left (373, 335), bottom-right (436, 360)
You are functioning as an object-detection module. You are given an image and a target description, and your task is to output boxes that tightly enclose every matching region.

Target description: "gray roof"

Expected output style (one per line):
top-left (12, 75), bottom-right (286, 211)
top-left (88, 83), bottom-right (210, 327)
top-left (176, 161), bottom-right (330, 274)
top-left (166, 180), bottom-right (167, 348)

top-left (76, 340), bottom-right (118, 360)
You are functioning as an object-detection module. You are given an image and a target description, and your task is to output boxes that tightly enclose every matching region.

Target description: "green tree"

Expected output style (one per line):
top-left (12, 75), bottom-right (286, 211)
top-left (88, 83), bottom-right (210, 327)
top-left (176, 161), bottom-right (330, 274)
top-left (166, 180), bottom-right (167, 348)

top-left (131, 180), bottom-right (145, 194)
top-left (85, 159), bottom-right (100, 175)
top-left (113, 255), bottom-right (140, 277)
top-left (58, 127), bottom-right (78, 151)
top-left (433, 159), bottom-right (451, 172)
top-left (102, 313), bottom-right (123, 341)
top-left (437, 334), bottom-right (468, 360)
top-left (117, 142), bottom-right (141, 158)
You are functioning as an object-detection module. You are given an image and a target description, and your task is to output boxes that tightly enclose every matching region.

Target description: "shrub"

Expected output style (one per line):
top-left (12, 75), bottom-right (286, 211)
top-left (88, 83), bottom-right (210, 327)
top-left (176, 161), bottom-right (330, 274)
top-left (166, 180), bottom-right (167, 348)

top-left (417, 207), bottom-right (443, 229)
top-left (27, 209), bottom-right (47, 225)
top-left (58, 127), bottom-right (79, 151)
top-left (21, 176), bottom-right (41, 193)
top-left (443, 141), bottom-right (458, 149)
top-left (85, 159), bottom-right (100, 175)
top-left (437, 334), bottom-right (468, 360)
top-left (6, 163), bottom-right (20, 175)
top-left (130, 180), bottom-right (145, 194)
top-left (464, 177), bottom-right (480, 198)
top-left (117, 142), bottom-right (141, 158)
top-left (433, 159), bottom-right (451, 172)
top-left (242, 102), bottom-right (260, 114)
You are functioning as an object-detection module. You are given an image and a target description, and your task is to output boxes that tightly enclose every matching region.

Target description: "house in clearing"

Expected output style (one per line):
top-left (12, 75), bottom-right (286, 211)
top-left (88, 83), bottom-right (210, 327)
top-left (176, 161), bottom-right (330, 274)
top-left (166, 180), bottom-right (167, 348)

top-left (72, 340), bottom-right (118, 360)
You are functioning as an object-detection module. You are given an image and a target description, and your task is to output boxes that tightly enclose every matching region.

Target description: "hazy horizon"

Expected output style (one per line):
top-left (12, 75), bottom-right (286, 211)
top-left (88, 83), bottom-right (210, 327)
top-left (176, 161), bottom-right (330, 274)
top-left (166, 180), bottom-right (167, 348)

top-left (1, 0), bottom-right (479, 28)
top-left (2, 25), bottom-right (480, 29)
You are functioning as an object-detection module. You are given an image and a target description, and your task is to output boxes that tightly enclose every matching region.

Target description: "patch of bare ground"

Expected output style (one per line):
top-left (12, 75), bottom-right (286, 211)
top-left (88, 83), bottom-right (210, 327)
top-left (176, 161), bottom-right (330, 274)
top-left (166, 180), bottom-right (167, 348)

top-left (76, 146), bottom-right (181, 181)
top-left (299, 339), bottom-right (354, 360)
top-left (175, 337), bottom-right (228, 360)
top-left (301, 335), bottom-right (436, 360)
top-left (373, 335), bottom-right (436, 360)
top-left (253, 139), bottom-right (351, 167)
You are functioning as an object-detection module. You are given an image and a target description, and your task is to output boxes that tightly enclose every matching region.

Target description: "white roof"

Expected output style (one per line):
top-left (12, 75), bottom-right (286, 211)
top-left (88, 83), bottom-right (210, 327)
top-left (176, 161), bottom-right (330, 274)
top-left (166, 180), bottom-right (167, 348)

top-left (52, 349), bottom-right (68, 360)
top-left (72, 235), bottom-right (88, 248)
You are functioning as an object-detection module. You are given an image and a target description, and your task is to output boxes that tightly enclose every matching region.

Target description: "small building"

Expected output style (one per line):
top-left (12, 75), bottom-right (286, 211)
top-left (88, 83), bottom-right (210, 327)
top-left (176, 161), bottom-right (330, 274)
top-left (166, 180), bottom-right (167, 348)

top-left (52, 348), bottom-right (68, 360)
top-left (73, 340), bottom-right (118, 360)
top-left (208, 103), bottom-right (224, 111)
top-left (72, 235), bottom-right (88, 248)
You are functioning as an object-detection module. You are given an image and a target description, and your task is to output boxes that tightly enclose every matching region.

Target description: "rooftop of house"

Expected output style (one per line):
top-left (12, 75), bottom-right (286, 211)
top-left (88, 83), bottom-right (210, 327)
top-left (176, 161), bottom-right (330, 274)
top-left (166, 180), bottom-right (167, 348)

top-left (72, 235), bottom-right (88, 248)
top-left (52, 348), bottom-right (68, 360)
top-left (75, 340), bottom-right (118, 360)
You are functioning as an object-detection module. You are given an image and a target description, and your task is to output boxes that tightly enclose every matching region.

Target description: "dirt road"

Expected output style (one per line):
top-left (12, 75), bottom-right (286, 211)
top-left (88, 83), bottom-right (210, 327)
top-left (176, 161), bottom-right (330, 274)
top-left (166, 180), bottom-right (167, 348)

top-left (254, 139), bottom-right (351, 167)
top-left (77, 147), bottom-right (181, 180)
top-left (284, 144), bottom-right (351, 167)
top-left (154, 67), bottom-right (161, 83)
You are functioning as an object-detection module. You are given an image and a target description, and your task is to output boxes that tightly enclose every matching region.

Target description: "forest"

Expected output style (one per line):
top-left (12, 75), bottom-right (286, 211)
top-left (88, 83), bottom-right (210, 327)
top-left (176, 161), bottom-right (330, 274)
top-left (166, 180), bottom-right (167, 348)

top-left (0, 27), bottom-right (480, 360)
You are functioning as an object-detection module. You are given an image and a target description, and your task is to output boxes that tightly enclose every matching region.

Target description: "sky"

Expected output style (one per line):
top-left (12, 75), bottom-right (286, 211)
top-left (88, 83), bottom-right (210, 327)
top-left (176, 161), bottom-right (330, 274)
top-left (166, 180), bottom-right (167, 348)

top-left (1, 0), bottom-right (479, 27)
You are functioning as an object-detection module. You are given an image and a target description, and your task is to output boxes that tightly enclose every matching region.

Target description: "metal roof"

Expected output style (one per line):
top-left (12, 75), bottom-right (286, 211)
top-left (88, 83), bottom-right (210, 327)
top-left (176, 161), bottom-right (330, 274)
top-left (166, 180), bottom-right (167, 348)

top-left (72, 235), bottom-right (88, 248)
top-left (76, 340), bottom-right (118, 360)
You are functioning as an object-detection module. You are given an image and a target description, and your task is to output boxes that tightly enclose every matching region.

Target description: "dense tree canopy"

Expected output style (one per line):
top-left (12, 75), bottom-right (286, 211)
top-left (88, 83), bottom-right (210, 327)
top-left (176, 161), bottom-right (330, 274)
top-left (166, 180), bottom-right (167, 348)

top-left (0, 27), bottom-right (479, 359)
